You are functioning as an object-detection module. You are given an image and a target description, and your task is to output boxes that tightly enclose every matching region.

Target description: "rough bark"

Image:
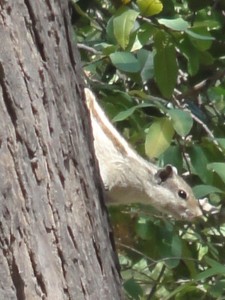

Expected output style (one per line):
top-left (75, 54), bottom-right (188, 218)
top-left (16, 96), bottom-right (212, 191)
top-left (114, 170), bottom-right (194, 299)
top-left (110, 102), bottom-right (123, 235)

top-left (0, 1), bottom-right (123, 299)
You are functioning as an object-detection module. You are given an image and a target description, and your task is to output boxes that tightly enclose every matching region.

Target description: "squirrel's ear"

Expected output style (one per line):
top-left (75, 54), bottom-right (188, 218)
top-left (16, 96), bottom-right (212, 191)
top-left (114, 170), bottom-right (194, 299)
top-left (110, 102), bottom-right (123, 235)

top-left (155, 165), bottom-right (177, 183)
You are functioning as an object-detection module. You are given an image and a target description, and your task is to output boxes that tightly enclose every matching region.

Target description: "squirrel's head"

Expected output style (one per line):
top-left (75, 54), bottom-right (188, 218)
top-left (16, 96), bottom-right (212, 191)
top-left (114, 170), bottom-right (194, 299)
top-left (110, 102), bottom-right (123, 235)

top-left (152, 165), bottom-right (202, 220)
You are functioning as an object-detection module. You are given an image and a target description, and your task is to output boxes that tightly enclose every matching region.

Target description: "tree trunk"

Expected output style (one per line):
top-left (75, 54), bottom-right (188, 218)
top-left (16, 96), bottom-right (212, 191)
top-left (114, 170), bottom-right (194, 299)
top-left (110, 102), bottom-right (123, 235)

top-left (0, 1), bottom-right (123, 299)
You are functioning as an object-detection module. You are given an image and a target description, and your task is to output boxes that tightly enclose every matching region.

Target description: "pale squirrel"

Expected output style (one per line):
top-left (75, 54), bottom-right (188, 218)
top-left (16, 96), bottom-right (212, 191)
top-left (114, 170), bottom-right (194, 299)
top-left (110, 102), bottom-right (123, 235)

top-left (85, 88), bottom-right (203, 220)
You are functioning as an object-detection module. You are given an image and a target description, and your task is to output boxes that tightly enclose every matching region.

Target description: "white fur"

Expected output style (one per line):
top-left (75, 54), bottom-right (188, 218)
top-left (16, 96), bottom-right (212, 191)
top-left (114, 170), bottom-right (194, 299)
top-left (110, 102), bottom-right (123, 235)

top-left (85, 88), bottom-right (203, 220)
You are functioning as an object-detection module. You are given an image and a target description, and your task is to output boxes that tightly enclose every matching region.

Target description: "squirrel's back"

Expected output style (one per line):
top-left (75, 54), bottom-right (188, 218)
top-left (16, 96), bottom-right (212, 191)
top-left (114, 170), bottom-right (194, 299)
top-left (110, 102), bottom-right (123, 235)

top-left (85, 88), bottom-right (202, 220)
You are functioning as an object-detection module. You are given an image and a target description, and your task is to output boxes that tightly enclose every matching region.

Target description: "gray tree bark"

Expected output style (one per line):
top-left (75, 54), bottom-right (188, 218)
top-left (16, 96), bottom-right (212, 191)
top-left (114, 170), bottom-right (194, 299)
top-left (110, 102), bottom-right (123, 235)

top-left (0, 1), bottom-right (123, 299)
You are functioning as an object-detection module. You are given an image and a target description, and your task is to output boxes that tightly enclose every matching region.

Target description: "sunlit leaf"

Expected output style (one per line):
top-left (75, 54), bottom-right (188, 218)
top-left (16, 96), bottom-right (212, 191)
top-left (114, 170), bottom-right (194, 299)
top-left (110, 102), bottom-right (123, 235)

top-left (145, 118), bottom-right (174, 158)
top-left (198, 244), bottom-right (208, 261)
top-left (113, 8), bottom-right (139, 49)
top-left (137, 0), bottom-right (163, 17)
top-left (168, 109), bottom-right (193, 137)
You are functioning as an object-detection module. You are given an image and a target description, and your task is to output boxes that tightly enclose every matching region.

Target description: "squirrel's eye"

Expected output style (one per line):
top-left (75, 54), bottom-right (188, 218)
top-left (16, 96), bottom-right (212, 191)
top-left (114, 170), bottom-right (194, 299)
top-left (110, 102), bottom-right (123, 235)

top-left (178, 190), bottom-right (187, 200)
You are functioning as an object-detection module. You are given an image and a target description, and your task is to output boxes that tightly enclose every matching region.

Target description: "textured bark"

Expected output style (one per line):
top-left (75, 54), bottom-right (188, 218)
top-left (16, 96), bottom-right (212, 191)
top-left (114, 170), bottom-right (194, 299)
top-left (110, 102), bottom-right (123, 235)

top-left (0, 1), bottom-right (123, 299)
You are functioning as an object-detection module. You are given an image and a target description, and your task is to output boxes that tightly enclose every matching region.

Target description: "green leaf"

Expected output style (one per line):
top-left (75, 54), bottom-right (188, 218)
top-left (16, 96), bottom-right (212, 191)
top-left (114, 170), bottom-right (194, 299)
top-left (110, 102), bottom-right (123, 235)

top-left (209, 280), bottom-right (225, 298)
top-left (109, 52), bottom-right (141, 73)
top-left (164, 283), bottom-right (198, 300)
top-left (154, 224), bottom-right (182, 269)
top-left (216, 138), bottom-right (225, 151)
top-left (195, 257), bottom-right (225, 280)
top-left (199, 51), bottom-right (214, 66)
top-left (123, 278), bottom-right (143, 300)
top-left (193, 185), bottom-right (223, 198)
top-left (136, 219), bottom-right (157, 241)
top-left (206, 256), bottom-right (225, 269)
top-left (158, 18), bottom-right (189, 31)
top-left (182, 243), bottom-right (199, 277)
top-left (128, 30), bottom-right (143, 52)
top-left (198, 244), bottom-right (208, 261)
top-left (178, 37), bottom-right (199, 75)
top-left (137, 49), bottom-right (154, 82)
top-left (189, 146), bottom-right (213, 183)
top-left (112, 102), bottom-right (155, 122)
top-left (145, 118), bottom-right (174, 159)
top-left (207, 163), bottom-right (225, 184)
top-left (159, 145), bottom-right (183, 172)
top-left (106, 16), bottom-right (117, 44)
top-left (168, 109), bottom-right (193, 137)
top-left (186, 28), bottom-right (214, 51)
top-left (113, 8), bottom-right (139, 49)
top-left (163, 234), bottom-right (182, 268)
top-left (186, 29), bottom-right (215, 41)
top-left (137, 22), bottom-right (156, 45)
top-left (112, 106), bottom-right (136, 122)
top-left (154, 32), bottom-right (178, 98)
top-left (102, 46), bottom-right (118, 56)
top-left (137, 0), bottom-right (163, 17)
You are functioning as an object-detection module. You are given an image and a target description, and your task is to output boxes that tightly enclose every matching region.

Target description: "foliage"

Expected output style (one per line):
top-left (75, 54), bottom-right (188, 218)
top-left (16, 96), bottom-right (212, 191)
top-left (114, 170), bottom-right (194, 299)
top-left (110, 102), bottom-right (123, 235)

top-left (71, 0), bottom-right (225, 299)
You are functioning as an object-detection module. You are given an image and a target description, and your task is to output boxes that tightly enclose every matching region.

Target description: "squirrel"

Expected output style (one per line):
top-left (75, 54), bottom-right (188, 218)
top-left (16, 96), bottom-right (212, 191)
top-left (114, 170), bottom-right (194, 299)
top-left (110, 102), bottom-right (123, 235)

top-left (85, 88), bottom-right (203, 220)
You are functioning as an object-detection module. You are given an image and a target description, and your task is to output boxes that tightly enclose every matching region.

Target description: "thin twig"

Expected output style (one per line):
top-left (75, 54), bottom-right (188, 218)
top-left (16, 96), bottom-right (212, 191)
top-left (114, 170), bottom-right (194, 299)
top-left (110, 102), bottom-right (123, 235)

top-left (77, 43), bottom-right (100, 54)
top-left (173, 95), bottom-right (219, 146)
top-left (116, 242), bottom-right (157, 264)
top-left (190, 112), bottom-right (215, 140)
top-left (176, 69), bottom-right (225, 100)
top-left (147, 265), bottom-right (166, 300)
